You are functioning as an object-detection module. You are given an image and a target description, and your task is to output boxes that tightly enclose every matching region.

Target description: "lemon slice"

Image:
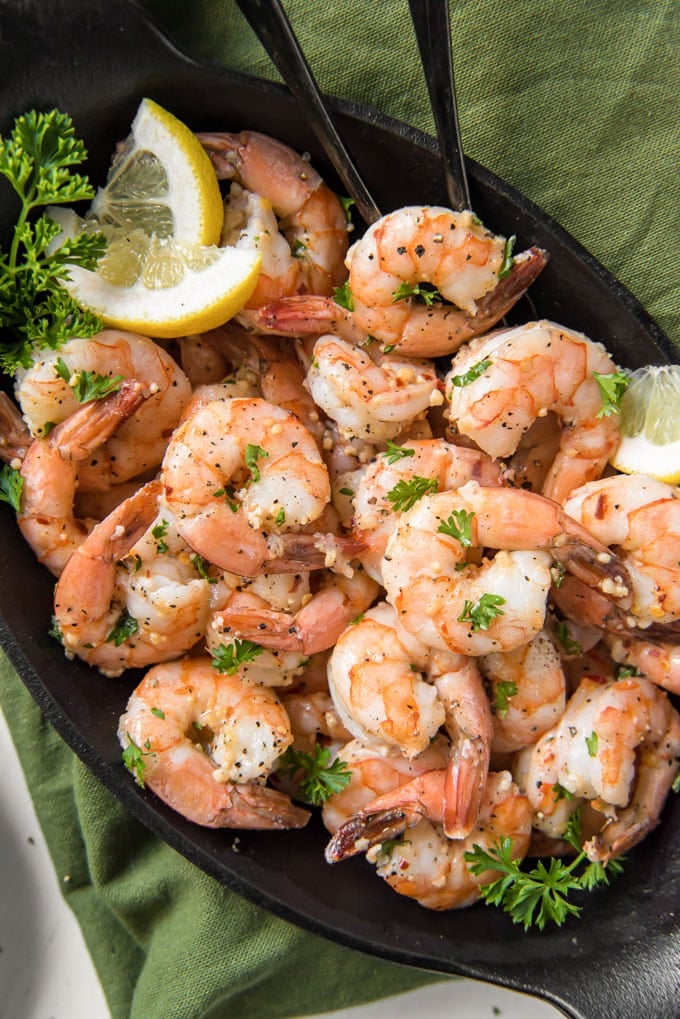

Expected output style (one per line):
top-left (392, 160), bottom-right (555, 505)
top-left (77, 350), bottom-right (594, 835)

top-left (609, 365), bottom-right (680, 483)
top-left (89, 98), bottom-right (223, 245)
top-left (63, 231), bottom-right (261, 339)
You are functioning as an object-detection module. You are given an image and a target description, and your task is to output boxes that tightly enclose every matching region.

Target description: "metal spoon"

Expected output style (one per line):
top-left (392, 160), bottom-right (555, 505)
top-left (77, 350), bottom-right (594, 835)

top-left (408, 0), bottom-right (472, 212)
top-left (236, 0), bottom-right (382, 225)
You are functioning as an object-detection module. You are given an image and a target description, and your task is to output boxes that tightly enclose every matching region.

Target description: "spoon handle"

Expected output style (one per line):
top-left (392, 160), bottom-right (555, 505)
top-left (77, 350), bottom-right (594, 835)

top-left (408, 0), bottom-right (472, 212)
top-left (236, 0), bottom-right (382, 225)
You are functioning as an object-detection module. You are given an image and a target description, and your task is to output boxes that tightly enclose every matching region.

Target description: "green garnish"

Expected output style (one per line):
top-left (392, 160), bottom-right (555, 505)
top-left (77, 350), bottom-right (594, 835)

top-left (152, 518), bottom-right (169, 553)
top-left (615, 663), bottom-right (641, 679)
top-left (150, 707), bottom-right (165, 720)
top-left (275, 507), bottom-right (286, 526)
top-left (392, 281), bottom-right (441, 306)
top-left (0, 109), bottom-right (106, 373)
top-left (585, 731), bottom-right (599, 757)
top-left (0, 463), bottom-right (24, 511)
top-left (54, 357), bottom-right (124, 402)
top-left (376, 836), bottom-right (409, 862)
top-left (437, 508), bottom-right (475, 546)
top-left (245, 443), bottom-right (268, 482)
top-left (449, 358), bottom-right (492, 389)
top-left (277, 743), bottom-right (352, 805)
top-left (121, 734), bottom-right (151, 788)
top-left (497, 235), bottom-right (516, 280)
top-left (191, 554), bottom-right (217, 583)
top-left (339, 486), bottom-right (354, 497)
top-left (464, 817), bottom-right (624, 931)
top-left (673, 772), bottom-right (680, 794)
top-left (493, 680), bottom-right (518, 719)
top-left (382, 440), bottom-right (415, 465)
top-left (554, 620), bottom-right (582, 656)
top-left (457, 593), bottom-right (506, 631)
top-left (594, 370), bottom-right (630, 418)
top-left (291, 238), bottom-right (307, 258)
top-left (105, 611), bottom-right (139, 646)
top-left (386, 475), bottom-right (439, 512)
top-left (333, 281), bottom-right (354, 311)
top-left (339, 196), bottom-right (355, 222)
top-left (553, 782), bottom-right (575, 802)
top-left (551, 562), bottom-right (566, 588)
top-left (210, 639), bottom-right (264, 675)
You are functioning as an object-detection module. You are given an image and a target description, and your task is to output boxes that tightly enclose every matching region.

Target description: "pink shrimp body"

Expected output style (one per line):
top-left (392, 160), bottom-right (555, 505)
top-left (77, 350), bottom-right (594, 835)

top-left (118, 656), bottom-right (309, 829)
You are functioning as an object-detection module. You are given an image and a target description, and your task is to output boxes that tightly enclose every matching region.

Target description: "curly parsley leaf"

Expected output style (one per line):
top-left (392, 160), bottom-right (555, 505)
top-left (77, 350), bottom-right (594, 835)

top-left (0, 463), bottom-right (24, 511)
top-left (386, 475), bottom-right (439, 512)
top-left (457, 592), bottom-right (506, 631)
top-left (54, 356), bottom-right (124, 402)
top-left (594, 370), bottom-right (630, 418)
top-left (437, 508), bottom-right (475, 546)
top-left (497, 235), bottom-right (516, 281)
top-left (245, 443), bottom-right (268, 483)
top-left (121, 734), bottom-right (151, 788)
top-left (392, 280), bottom-right (441, 306)
top-left (449, 358), bottom-right (492, 389)
top-left (211, 639), bottom-right (264, 675)
top-left (493, 680), bottom-right (518, 719)
top-left (105, 611), bottom-right (139, 646)
top-left (554, 619), bottom-right (582, 656)
top-left (0, 109), bottom-right (106, 373)
top-left (333, 280), bottom-right (354, 311)
top-left (464, 830), bottom-right (624, 931)
top-left (277, 743), bottom-right (352, 805)
top-left (382, 440), bottom-right (415, 465)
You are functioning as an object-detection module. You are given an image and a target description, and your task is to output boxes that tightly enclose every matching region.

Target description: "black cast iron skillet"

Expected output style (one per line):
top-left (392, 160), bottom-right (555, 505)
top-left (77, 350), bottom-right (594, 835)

top-left (0, 3), bottom-right (678, 1017)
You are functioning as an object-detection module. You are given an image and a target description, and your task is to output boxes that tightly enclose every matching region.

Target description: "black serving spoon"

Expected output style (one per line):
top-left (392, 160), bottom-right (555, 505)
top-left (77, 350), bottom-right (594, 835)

top-left (408, 0), bottom-right (472, 212)
top-left (235, 0), bottom-right (382, 225)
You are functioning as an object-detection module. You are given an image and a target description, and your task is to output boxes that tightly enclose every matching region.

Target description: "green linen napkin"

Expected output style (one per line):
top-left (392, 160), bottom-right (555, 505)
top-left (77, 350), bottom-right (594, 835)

top-left (1, 1), bottom-right (679, 1017)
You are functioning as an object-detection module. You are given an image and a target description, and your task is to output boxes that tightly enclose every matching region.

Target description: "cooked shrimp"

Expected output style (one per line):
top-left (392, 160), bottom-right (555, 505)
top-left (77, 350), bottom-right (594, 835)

top-left (606, 635), bottom-right (680, 696)
top-left (254, 212), bottom-right (547, 358)
top-left (118, 656), bottom-right (309, 829)
top-left (15, 330), bottom-right (191, 490)
top-left (514, 674), bottom-right (680, 862)
top-left (304, 334), bottom-right (443, 445)
top-left (321, 736), bottom-right (452, 834)
top-left (446, 320), bottom-right (621, 504)
top-left (53, 481), bottom-right (211, 676)
top-left (562, 473), bottom-right (680, 629)
top-left (325, 771), bottom-right (532, 911)
top-left (280, 658), bottom-right (353, 753)
top-left (328, 601), bottom-right (493, 836)
top-left (214, 563), bottom-right (379, 655)
top-left (479, 629), bottom-right (567, 753)
top-left (160, 395), bottom-right (342, 576)
top-left (381, 481), bottom-right (629, 656)
top-left (351, 437), bottom-right (503, 582)
top-left (198, 129), bottom-right (349, 300)
top-left (18, 380), bottom-right (148, 576)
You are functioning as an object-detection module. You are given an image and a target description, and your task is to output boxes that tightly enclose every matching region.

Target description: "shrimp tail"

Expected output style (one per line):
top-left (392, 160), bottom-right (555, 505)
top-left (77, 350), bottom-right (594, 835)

top-left (443, 737), bottom-right (490, 839)
top-left (325, 805), bottom-right (422, 863)
top-left (53, 379), bottom-right (149, 462)
top-left (221, 783), bottom-right (311, 830)
top-left (455, 246), bottom-right (549, 340)
top-left (0, 392), bottom-right (32, 463)
top-left (264, 532), bottom-right (366, 572)
top-left (553, 514), bottom-right (631, 598)
top-left (255, 294), bottom-right (360, 341)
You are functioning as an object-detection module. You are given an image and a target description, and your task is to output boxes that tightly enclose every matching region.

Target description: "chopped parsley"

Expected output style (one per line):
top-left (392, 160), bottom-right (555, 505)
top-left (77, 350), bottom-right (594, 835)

top-left (277, 743), bottom-right (352, 805)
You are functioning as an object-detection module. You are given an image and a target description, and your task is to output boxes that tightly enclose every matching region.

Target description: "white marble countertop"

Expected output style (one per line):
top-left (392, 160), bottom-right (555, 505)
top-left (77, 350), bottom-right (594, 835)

top-left (0, 705), bottom-right (562, 1019)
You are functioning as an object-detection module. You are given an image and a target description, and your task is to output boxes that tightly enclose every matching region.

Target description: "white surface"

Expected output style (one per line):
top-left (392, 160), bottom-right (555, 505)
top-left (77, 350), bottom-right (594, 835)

top-left (0, 706), bottom-right (561, 1019)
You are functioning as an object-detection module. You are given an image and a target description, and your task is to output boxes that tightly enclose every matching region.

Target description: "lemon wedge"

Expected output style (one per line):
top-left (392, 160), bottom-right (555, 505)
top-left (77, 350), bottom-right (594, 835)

top-left (57, 99), bottom-right (262, 337)
top-left (63, 231), bottom-right (261, 339)
top-left (89, 98), bottom-right (223, 245)
top-left (609, 364), bottom-right (680, 483)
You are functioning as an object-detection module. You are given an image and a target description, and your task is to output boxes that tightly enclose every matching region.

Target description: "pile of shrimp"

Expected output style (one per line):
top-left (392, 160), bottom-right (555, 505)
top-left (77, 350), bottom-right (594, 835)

top-left (4, 127), bottom-right (679, 914)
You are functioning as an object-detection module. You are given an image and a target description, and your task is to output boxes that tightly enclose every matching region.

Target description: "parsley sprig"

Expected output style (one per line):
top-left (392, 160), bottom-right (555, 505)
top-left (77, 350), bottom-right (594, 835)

top-left (457, 592), bottom-right (506, 631)
top-left (0, 463), bottom-right (23, 511)
top-left (0, 109), bottom-right (106, 373)
top-left (392, 281), bottom-right (441, 306)
top-left (210, 639), bottom-right (264, 675)
top-left (54, 356), bottom-right (123, 402)
top-left (386, 475), bottom-right (439, 512)
top-left (594, 370), bottom-right (629, 418)
top-left (277, 743), bottom-right (352, 805)
top-left (464, 811), bottom-right (624, 930)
